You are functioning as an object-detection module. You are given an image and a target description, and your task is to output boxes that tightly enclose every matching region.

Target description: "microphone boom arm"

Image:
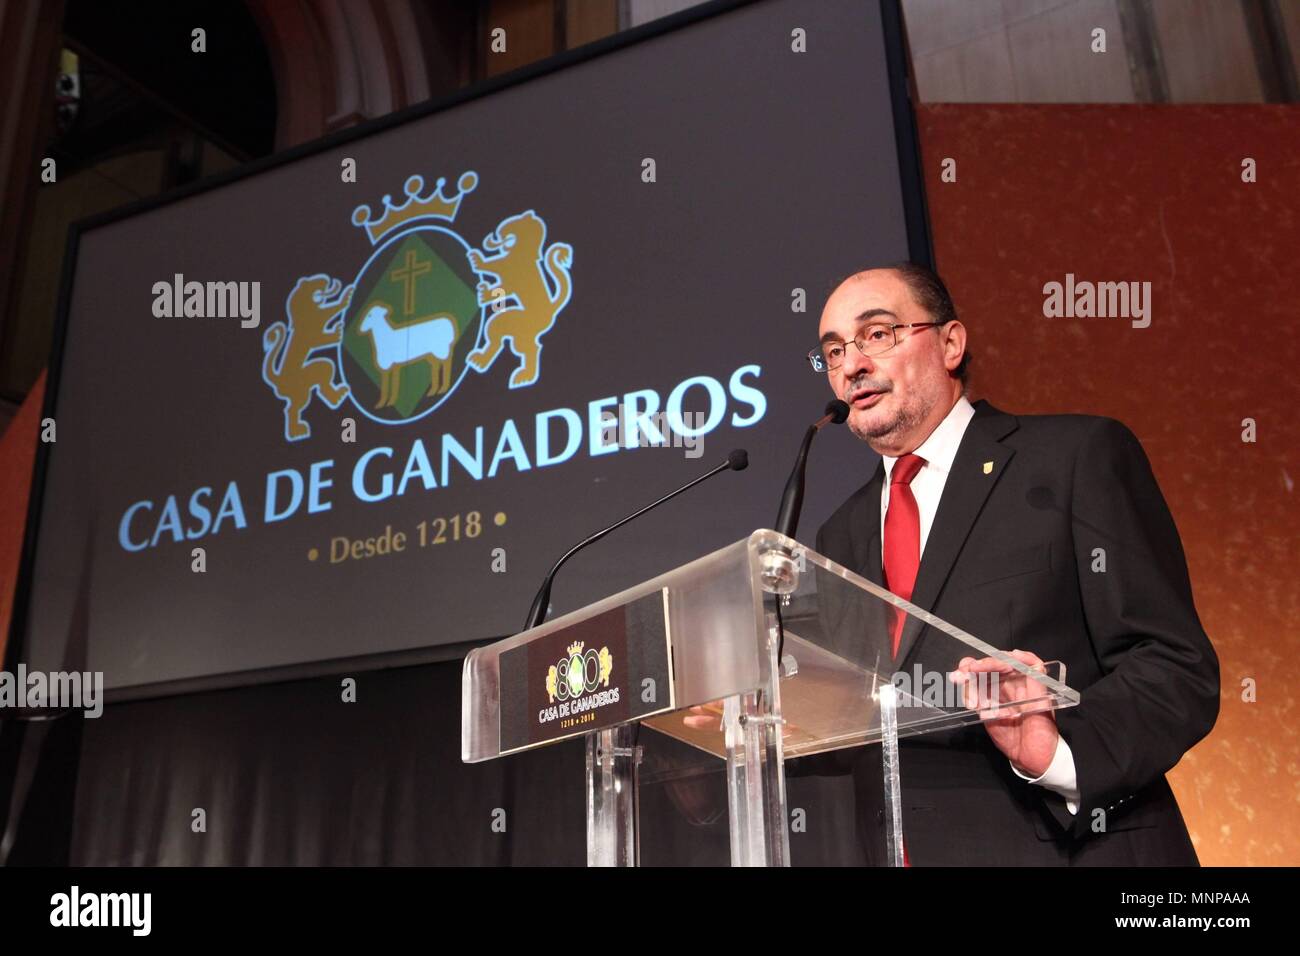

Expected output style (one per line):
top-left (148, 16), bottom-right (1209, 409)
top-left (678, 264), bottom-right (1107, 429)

top-left (773, 400), bottom-right (849, 541)
top-left (523, 451), bottom-right (748, 631)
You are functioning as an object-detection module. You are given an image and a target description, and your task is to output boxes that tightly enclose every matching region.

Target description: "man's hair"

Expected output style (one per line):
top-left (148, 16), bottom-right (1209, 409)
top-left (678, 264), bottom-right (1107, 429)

top-left (828, 261), bottom-right (970, 385)
top-left (887, 261), bottom-right (969, 385)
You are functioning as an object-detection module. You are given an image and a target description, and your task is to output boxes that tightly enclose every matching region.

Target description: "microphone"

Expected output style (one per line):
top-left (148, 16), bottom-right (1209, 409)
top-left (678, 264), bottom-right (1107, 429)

top-left (773, 400), bottom-right (849, 540)
top-left (522, 449), bottom-right (750, 631)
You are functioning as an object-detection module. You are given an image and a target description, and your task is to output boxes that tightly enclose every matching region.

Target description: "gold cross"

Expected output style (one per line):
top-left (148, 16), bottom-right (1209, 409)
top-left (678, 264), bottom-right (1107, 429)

top-left (390, 249), bottom-right (432, 315)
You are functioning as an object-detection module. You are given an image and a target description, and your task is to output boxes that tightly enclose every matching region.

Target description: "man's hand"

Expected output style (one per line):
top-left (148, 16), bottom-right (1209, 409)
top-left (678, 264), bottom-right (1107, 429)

top-left (682, 701), bottom-right (724, 730)
top-left (951, 649), bottom-right (1058, 778)
top-left (681, 700), bottom-right (793, 739)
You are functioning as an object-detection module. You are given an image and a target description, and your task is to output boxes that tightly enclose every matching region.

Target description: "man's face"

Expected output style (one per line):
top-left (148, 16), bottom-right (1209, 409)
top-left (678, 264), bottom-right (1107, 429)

top-left (817, 269), bottom-right (965, 455)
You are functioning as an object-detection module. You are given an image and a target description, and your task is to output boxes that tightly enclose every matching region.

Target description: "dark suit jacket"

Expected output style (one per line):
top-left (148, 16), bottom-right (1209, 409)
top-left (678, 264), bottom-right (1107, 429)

top-left (790, 399), bottom-right (1220, 866)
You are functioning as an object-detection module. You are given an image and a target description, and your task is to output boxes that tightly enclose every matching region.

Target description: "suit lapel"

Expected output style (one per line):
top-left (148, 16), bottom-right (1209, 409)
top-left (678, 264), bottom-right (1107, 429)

top-left (893, 401), bottom-right (1019, 668)
top-left (850, 460), bottom-right (885, 585)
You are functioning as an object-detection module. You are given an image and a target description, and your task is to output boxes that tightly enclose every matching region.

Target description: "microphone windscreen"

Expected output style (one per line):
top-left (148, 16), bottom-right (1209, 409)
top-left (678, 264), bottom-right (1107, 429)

top-left (825, 400), bottom-right (850, 424)
top-left (727, 449), bottom-right (749, 471)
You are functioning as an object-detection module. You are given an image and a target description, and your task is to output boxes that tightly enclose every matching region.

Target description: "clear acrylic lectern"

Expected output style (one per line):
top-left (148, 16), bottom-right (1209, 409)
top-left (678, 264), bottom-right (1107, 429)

top-left (462, 530), bottom-right (1079, 866)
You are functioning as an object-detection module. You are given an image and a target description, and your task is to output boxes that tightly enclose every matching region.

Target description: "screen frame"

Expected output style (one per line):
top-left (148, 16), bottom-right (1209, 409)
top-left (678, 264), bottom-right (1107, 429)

top-left (5, 0), bottom-right (934, 703)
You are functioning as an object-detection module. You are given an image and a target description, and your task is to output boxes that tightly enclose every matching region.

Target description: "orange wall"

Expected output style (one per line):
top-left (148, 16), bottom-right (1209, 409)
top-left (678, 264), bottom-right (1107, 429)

top-left (916, 104), bottom-right (1299, 865)
top-left (0, 371), bottom-right (45, 663)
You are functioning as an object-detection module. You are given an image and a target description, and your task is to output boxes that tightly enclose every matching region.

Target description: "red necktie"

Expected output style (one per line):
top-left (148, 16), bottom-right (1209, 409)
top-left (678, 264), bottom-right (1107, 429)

top-left (882, 453), bottom-right (924, 658)
top-left (883, 453), bottom-right (925, 866)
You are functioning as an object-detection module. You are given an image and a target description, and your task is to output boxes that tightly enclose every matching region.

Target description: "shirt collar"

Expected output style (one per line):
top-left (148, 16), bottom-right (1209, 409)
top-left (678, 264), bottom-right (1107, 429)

top-left (882, 395), bottom-right (976, 482)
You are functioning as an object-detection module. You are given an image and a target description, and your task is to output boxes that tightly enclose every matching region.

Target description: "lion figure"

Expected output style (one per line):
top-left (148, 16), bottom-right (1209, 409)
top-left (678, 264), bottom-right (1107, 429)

top-left (465, 211), bottom-right (572, 388)
top-left (262, 275), bottom-right (353, 440)
top-left (598, 647), bottom-right (612, 688)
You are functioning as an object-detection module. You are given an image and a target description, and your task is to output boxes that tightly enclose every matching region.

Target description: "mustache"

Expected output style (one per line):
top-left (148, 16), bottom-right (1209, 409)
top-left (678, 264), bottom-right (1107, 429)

top-left (844, 374), bottom-right (892, 399)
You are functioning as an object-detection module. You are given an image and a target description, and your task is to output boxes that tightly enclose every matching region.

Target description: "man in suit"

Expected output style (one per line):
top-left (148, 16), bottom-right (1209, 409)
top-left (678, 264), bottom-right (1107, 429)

top-left (795, 262), bottom-right (1219, 865)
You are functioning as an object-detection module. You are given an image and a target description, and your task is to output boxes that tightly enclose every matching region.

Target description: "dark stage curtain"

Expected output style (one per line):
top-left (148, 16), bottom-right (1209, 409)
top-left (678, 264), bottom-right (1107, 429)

top-left (6, 658), bottom-right (865, 866)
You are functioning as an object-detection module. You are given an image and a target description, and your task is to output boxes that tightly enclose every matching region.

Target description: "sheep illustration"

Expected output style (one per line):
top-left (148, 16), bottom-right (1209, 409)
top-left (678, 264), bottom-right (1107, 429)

top-left (357, 302), bottom-right (461, 408)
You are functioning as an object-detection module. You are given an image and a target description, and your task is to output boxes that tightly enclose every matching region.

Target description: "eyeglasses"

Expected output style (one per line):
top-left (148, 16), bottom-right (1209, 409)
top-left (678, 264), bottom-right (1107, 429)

top-left (807, 322), bottom-right (943, 372)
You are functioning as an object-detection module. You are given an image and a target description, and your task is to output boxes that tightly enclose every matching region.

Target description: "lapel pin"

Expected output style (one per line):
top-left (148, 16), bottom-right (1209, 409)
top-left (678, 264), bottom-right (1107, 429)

top-left (982, 461), bottom-right (994, 474)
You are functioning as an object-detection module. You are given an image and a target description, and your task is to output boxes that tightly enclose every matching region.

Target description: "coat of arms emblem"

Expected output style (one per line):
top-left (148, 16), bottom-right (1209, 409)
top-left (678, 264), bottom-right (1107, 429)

top-left (262, 169), bottom-right (573, 441)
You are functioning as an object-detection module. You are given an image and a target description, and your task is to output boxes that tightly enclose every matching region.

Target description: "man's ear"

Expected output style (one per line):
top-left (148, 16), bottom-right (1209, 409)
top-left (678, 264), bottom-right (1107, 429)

top-left (942, 320), bottom-right (967, 374)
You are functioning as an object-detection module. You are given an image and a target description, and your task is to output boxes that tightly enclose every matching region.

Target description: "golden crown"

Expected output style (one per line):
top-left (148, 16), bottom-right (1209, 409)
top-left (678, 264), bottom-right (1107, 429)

top-left (567, 641), bottom-right (585, 658)
top-left (351, 170), bottom-right (478, 244)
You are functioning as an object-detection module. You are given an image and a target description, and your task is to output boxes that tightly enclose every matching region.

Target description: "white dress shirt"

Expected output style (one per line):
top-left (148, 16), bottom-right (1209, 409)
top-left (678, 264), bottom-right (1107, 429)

top-left (880, 395), bottom-right (1080, 814)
